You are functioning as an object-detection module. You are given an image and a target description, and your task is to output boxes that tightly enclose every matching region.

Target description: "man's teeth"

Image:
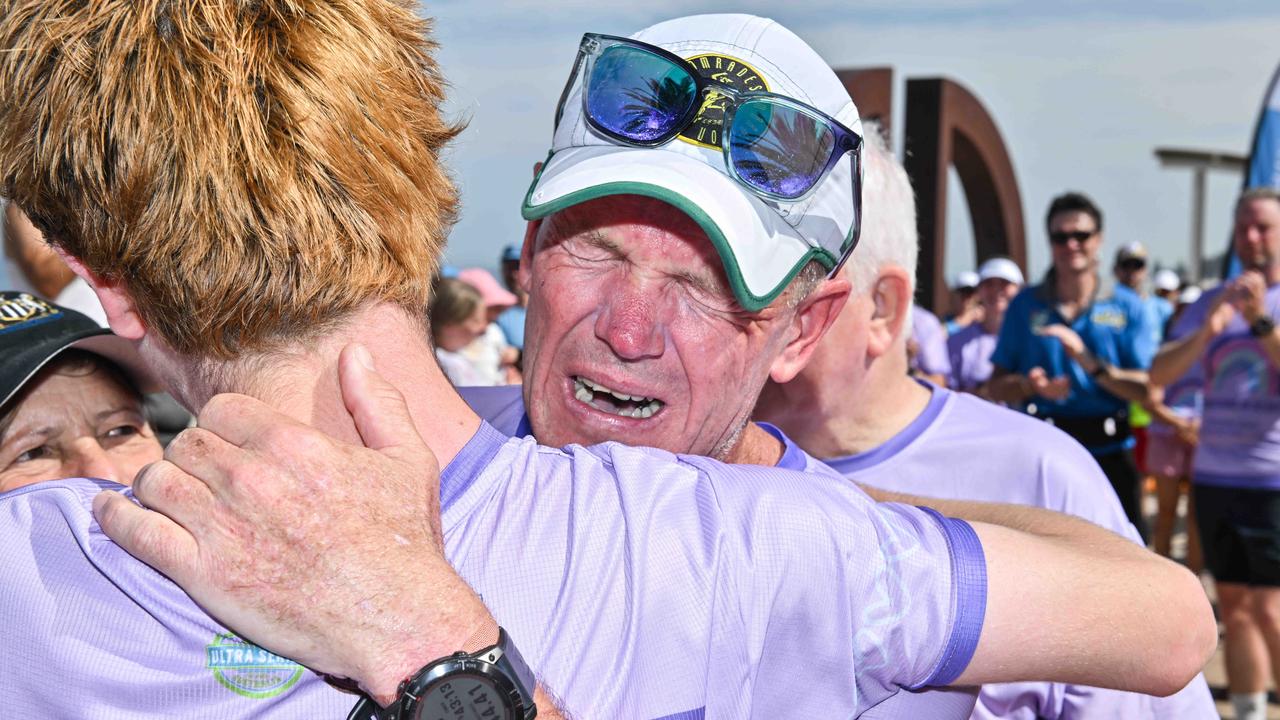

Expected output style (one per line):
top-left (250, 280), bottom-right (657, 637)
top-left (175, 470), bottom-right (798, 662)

top-left (573, 377), bottom-right (664, 418)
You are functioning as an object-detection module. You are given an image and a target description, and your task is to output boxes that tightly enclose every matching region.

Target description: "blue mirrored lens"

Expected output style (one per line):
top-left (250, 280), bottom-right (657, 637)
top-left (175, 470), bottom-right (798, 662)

top-left (587, 45), bottom-right (696, 143)
top-left (729, 99), bottom-right (835, 199)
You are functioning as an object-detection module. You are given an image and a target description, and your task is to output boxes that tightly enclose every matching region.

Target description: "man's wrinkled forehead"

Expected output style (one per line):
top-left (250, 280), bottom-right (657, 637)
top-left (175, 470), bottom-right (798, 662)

top-left (535, 195), bottom-right (740, 302)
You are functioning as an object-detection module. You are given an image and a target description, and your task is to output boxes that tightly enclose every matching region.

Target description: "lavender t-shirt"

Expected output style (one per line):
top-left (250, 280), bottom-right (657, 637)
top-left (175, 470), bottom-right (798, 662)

top-left (912, 306), bottom-right (953, 377)
top-left (0, 423), bottom-right (986, 717)
top-left (783, 385), bottom-right (1215, 720)
top-left (946, 324), bottom-right (998, 392)
top-left (1169, 283), bottom-right (1280, 488)
top-left (462, 385), bottom-right (981, 719)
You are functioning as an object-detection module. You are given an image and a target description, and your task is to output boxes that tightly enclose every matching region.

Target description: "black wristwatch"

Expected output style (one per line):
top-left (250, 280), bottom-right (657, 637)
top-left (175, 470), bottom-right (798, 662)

top-left (1250, 315), bottom-right (1276, 338)
top-left (348, 627), bottom-right (537, 720)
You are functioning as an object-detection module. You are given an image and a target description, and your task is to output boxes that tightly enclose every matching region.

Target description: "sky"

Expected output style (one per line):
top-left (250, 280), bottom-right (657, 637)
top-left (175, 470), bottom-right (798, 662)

top-left (426, 0), bottom-right (1280, 288)
top-left (1, 2), bottom-right (1274, 295)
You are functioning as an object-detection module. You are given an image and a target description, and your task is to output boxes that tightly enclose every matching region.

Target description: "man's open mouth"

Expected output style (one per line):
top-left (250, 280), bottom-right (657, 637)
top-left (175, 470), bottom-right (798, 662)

top-left (573, 376), bottom-right (665, 419)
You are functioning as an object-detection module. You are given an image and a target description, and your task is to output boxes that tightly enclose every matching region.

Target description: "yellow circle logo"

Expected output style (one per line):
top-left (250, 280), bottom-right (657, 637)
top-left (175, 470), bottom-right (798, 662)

top-left (677, 53), bottom-right (769, 149)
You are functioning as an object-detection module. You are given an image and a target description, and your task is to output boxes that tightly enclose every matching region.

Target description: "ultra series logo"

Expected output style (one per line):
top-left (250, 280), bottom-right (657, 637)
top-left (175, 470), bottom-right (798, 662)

top-left (677, 53), bottom-right (769, 149)
top-left (206, 634), bottom-right (304, 699)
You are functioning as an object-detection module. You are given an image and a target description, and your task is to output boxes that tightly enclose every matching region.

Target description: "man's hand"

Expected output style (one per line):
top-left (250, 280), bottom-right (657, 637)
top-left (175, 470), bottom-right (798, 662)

top-left (93, 344), bottom-right (491, 703)
top-left (1229, 270), bottom-right (1268, 323)
top-left (1028, 366), bottom-right (1071, 401)
top-left (1175, 418), bottom-right (1201, 447)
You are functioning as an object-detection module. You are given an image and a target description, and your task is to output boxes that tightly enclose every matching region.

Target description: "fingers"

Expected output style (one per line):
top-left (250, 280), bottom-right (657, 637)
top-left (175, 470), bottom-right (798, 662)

top-left (94, 490), bottom-right (200, 586)
top-left (129, 429), bottom-right (229, 525)
top-left (197, 392), bottom-right (295, 449)
top-left (338, 344), bottom-right (437, 470)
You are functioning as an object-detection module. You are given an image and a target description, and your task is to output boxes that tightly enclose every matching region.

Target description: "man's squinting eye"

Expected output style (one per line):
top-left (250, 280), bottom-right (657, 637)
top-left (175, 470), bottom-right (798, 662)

top-left (105, 425), bottom-right (141, 440)
top-left (14, 445), bottom-right (52, 464)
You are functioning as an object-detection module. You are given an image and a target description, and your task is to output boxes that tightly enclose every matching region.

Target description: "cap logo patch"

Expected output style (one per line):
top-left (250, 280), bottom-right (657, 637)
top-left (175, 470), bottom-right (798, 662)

top-left (677, 53), bottom-right (768, 149)
top-left (0, 293), bottom-right (60, 334)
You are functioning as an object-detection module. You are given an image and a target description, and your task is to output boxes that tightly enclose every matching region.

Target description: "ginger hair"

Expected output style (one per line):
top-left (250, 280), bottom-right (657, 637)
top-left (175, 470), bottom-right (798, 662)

top-left (0, 0), bottom-right (462, 357)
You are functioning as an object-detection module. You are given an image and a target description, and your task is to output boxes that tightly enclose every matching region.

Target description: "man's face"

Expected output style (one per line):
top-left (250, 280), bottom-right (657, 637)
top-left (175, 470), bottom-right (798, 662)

top-left (977, 278), bottom-right (1018, 317)
top-left (1047, 210), bottom-right (1101, 274)
top-left (520, 195), bottom-right (801, 459)
top-left (1234, 197), bottom-right (1280, 274)
top-left (1113, 258), bottom-right (1147, 290)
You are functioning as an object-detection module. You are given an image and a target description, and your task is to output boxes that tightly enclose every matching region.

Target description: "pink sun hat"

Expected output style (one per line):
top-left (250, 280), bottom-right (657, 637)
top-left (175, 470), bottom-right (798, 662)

top-left (457, 267), bottom-right (518, 309)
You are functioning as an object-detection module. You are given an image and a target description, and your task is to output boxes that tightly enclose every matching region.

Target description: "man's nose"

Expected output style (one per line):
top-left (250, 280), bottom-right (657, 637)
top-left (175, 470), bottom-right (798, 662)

top-left (594, 278), bottom-right (668, 361)
top-left (66, 440), bottom-right (124, 484)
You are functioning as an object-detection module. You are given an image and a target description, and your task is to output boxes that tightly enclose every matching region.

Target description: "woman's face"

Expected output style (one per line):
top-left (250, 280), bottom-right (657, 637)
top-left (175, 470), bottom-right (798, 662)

top-left (0, 363), bottom-right (163, 492)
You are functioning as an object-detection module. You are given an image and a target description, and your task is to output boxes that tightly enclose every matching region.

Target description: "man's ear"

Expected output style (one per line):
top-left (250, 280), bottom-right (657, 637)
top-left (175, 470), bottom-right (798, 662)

top-left (768, 273), bottom-right (852, 384)
top-left (53, 248), bottom-right (146, 340)
top-left (866, 266), bottom-right (914, 359)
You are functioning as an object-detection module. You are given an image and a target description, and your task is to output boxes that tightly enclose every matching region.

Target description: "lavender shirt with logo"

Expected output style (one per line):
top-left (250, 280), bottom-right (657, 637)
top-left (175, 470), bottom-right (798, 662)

top-left (1169, 283), bottom-right (1280, 488)
top-left (769, 385), bottom-right (1214, 720)
top-left (1, 421), bottom-right (986, 717)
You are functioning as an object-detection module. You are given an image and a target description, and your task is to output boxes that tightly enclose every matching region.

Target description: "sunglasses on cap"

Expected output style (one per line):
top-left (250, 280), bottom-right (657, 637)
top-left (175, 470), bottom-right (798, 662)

top-left (553, 33), bottom-right (864, 271)
top-left (1048, 230), bottom-right (1097, 245)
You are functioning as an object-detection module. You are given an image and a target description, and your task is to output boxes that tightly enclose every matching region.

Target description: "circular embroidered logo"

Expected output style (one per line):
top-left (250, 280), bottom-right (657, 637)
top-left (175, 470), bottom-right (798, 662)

top-left (206, 634), bottom-right (304, 699)
top-left (676, 53), bottom-right (769, 149)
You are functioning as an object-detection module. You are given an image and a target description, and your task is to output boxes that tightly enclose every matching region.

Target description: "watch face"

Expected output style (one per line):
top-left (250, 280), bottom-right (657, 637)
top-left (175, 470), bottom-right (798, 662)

top-left (415, 672), bottom-right (511, 720)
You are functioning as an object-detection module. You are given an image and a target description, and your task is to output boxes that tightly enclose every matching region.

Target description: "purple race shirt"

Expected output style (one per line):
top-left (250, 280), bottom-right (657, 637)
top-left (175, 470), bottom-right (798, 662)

top-left (0, 478), bottom-right (355, 718)
top-left (912, 306), bottom-right (953, 377)
top-left (946, 324), bottom-right (998, 392)
top-left (462, 385), bottom-right (981, 719)
top-left (0, 421), bottom-right (986, 717)
top-left (1169, 283), bottom-right (1280, 488)
top-left (777, 385), bottom-right (1215, 719)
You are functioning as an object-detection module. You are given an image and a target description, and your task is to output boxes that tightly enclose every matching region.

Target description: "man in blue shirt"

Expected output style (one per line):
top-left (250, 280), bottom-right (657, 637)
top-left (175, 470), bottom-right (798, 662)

top-left (988, 192), bottom-right (1159, 541)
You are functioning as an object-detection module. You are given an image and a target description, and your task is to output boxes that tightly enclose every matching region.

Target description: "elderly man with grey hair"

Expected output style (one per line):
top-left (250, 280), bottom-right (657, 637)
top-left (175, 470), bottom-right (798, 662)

top-left (461, 17), bottom-right (1215, 720)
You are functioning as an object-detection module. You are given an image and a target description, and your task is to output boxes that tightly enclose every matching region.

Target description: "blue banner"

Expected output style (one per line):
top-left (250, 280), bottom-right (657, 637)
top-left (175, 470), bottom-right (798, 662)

top-left (1227, 63), bottom-right (1280, 278)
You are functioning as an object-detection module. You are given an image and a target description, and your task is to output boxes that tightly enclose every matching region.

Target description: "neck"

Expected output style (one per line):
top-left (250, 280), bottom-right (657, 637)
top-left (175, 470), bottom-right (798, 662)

top-left (1054, 265), bottom-right (1096, 306)
top-left (162, 303), bottom-right (479, 469)
top-left (759, 349), bottom-right (932, 460)
top-left (724, 422), bottom-right (786, 466)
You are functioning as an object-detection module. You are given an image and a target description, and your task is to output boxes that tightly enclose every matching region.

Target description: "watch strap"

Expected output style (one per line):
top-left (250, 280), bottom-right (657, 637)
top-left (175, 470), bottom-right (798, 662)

top-left (1250, 315), bottom-right (1276, 338)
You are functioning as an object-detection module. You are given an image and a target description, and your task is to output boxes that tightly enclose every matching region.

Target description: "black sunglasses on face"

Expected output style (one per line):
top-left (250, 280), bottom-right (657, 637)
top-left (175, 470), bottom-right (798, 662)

top-left (1048, 230), bottom-right (1096, 245)
top-left (1117, 259), bottom-right (1146, 271)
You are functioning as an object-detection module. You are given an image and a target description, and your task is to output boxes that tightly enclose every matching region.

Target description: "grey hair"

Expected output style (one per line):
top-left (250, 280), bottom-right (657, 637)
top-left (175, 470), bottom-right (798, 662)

top-left (1238, 187), bottom-right (1280, 213)
top-left (843, 122), bottom-right (919, 297)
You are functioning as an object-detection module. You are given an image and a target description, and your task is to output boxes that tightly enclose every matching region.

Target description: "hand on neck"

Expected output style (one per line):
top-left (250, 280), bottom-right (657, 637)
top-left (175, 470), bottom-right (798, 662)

top-left (152, 302), bottom-right (480, 469)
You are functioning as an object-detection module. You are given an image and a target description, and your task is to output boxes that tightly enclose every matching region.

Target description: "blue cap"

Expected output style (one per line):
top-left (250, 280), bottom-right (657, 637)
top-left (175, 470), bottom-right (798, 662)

top-left (501, 244), bottom-right (521, 263)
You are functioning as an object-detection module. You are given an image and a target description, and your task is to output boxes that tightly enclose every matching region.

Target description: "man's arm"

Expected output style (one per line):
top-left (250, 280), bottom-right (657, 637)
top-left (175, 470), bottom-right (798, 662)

top-left (1151, 325), bottom-right (1215, 387)
top-left (1036, 323), bottom-right (1151, 403)
top-left (94, 346), bottom-right (567, 718)
top-left (861, 486), bottom-right (1216, 696)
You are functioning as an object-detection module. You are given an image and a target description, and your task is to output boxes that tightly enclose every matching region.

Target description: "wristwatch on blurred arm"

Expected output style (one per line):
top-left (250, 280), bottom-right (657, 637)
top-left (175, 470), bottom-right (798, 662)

top-left (348, 627), bottom-right (537, 720)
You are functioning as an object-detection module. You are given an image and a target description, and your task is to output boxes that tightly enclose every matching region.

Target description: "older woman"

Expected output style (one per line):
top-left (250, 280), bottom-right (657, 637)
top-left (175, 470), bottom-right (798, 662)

top-left (0, 291), bottom-right (162, 492)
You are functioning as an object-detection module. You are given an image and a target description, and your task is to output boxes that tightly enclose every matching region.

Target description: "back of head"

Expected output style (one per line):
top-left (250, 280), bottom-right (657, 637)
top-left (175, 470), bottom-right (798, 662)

top-left (0, 0), bottom-right (461, 359)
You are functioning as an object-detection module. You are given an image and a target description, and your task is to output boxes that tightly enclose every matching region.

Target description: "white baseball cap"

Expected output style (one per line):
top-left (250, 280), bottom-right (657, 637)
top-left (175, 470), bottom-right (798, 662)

top-left (522, 14), bottom-right (862, 312)
top-left (977, 257), bottom-right (1024, 286)
top-left (952, 271), bottom-right (980, 291)
top-left (1178, 285), bottom-right (1202, 305)
top-left (1152, 268), bottom-right (1180, 292)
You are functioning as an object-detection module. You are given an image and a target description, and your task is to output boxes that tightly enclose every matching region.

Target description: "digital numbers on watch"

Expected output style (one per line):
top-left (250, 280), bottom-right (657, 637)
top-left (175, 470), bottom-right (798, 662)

top-left (416, 673), bottom-right (511, 720)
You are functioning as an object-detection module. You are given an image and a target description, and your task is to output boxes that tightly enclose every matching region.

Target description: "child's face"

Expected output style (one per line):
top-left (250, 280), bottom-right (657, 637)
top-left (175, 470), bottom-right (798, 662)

top-left (436, 304), bottom-right (488, 352)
